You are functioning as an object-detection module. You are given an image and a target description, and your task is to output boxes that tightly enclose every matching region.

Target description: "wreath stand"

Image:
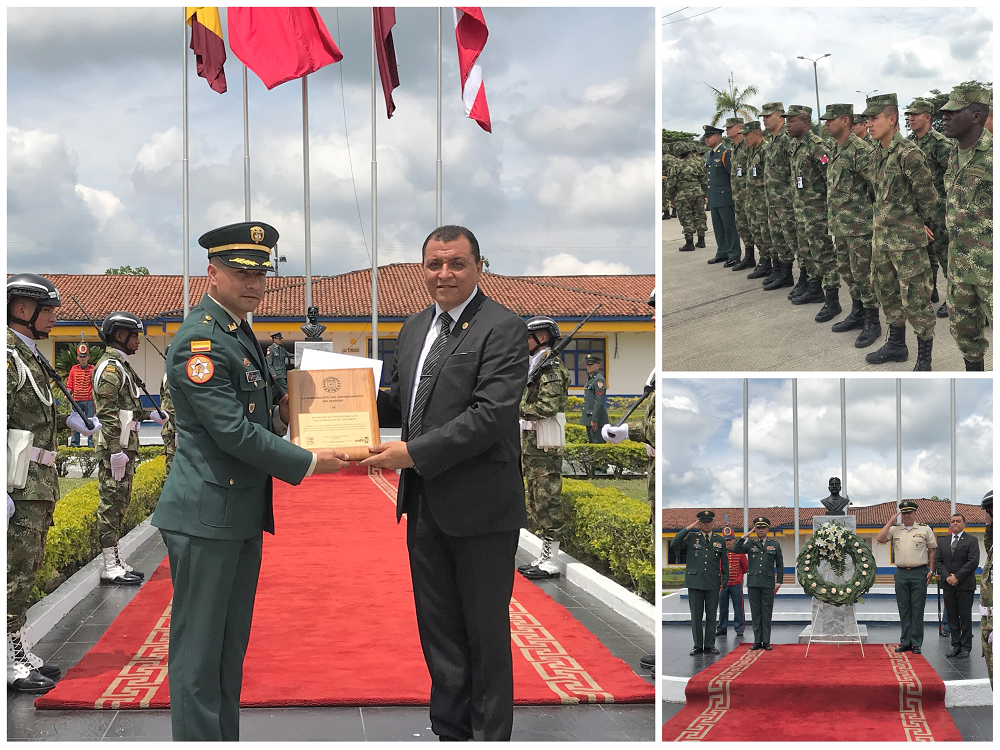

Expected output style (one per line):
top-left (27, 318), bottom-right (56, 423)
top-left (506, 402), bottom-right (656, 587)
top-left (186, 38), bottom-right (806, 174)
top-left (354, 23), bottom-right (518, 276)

top-left (801, 516), bottom-right (868, 657)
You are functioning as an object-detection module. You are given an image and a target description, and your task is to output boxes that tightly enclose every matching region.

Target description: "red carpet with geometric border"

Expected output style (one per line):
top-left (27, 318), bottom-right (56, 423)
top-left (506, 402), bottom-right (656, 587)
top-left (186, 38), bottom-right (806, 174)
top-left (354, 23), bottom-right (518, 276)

top-left (662, 643), bottom-right (961, 741)
top-left (36, 466), bottom-right (653, 709)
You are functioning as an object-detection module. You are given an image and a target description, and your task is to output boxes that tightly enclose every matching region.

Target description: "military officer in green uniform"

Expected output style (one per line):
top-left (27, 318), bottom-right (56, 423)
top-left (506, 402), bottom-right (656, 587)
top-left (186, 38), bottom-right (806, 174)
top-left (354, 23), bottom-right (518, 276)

top-left (266, 332), bottom-right (288, 392)
top-left (703, 124), bottom-right (742, 265)
top-left (518, 316), bottom-right (571, 580)
top-left (734, 517), bottom-right (784, 651)
top-left (150, 221), bottom-right (350, 741)
top-left (980, 490), bottom-right (992, 686)
top-left (581, 354), bottom-right (609, 444)
top-left (670, 510), bottom-right (729, 655)
top-left (877, 500), bottom-right (937, 654)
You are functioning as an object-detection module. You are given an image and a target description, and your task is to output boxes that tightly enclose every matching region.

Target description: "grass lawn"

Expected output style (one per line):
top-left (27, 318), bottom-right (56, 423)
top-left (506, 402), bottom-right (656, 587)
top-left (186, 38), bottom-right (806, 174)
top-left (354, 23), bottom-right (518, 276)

top-left (59, 477), bottom-right (96, 499)
top-left (585, 477), bottom-right (650, 505)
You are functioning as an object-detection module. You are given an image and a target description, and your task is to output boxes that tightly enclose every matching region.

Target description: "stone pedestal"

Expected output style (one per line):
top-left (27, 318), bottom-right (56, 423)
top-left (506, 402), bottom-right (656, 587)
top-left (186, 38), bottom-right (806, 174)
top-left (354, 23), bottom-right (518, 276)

top-left (799, 515), bottom-right (865, 644)
top-left (294, 341), bottom-right (333, 369)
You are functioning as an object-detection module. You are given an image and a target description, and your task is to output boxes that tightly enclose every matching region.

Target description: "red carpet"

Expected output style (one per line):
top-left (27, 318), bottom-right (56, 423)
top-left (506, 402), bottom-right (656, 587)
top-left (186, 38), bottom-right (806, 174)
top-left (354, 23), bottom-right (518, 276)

top-left (36, 467), bottom-right (652, 709)
top-left (662, 643), bottom-right (961, 741)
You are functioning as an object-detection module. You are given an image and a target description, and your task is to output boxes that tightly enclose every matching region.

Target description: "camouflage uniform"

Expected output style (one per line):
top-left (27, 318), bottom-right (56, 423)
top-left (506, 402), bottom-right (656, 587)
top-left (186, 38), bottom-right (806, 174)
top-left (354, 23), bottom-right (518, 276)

top-left (907, 119), bottom-right (954, 286)
top-left (671, 153), bottom-right (708, 236)
top-left (663, 153), bottom-right (680, 214)
top-left (942, 127), bottom-right (992, 363)
top-left (93, 347), bottom-right (151, 549)
top-left (982, 526), bottom-right (993, 686)
top-left (743, 136), bottom-right (773, 263)
top-left (6, 330), bottom-right (59, 635)
top-left (160, 372), bottom-right (176, 477)
top-left (627, 391), bottom-right (655, 506)
top-left (788, 118), bottom-right (838, 288)
top-left (826, 132), bottom-right (877, 307)
top-left (726, 119), bottom-right (753, 249)
top-left (520, 354), bottom-right (570, 541)
top-left (761, 113), bottom-right (798, 264)
top-left (867, 130), bottom-right (938, 339)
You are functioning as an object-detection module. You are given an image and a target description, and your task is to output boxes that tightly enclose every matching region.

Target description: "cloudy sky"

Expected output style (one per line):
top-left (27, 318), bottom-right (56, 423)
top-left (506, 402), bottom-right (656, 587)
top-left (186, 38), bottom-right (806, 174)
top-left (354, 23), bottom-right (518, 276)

top-left (8, 7), bottom-right (655, 278)
top-left (662, 6), bottom-right (993, 135)
top-left (660, 378), bottom-right (993, 509)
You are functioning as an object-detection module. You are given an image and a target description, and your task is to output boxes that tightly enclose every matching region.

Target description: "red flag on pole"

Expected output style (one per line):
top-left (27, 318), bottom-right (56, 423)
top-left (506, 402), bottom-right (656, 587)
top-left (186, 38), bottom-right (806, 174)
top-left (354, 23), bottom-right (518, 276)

top-left (373, 8), bottom-right (400, 118)
top-left (452, 7), bottom-right (491, 133)
top-left (227, 7), bottom-right (344, 90)
top-left (186, 7), bottom-right (227, 94)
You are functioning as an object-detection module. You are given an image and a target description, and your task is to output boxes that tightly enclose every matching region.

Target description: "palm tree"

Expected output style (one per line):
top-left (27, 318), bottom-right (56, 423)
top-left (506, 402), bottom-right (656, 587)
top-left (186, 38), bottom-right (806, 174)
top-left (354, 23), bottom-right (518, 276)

top-left (705, 73), bottom-right (761, 127)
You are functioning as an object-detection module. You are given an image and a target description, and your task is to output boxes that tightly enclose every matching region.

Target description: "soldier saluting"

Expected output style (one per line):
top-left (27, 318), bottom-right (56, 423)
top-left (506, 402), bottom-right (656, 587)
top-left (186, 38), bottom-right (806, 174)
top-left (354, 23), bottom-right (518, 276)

top-left (581, 354), bottom-right (609, 443)
top-left (734, 517), bottom-right (784, 651)
top-left (670, 510), bottom-right (729, 655)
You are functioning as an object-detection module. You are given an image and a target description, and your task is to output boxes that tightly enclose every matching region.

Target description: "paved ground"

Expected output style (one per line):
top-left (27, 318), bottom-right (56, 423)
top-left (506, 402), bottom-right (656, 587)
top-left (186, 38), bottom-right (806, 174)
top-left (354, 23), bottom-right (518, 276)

top-left (661, 216), bottom-right (993, 372)
top-left (8, 535), bottom-right (654, 741)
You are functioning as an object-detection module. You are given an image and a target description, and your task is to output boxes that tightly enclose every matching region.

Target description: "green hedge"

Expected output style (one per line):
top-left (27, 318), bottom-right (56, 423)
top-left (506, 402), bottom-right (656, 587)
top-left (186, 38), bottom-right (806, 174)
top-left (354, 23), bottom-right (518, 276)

top-left (55, 445), bottom-right (165, 478)
top-left (663, 565), bottom-right (685, 588)
top-left (564, 442), bottom-right (648, 478)
top-left (33, 455), bottom-right (167, 601)
top-left (560, 478), bottom-right (654, 602)
top-left (565, 423), bottom-right (588, 444)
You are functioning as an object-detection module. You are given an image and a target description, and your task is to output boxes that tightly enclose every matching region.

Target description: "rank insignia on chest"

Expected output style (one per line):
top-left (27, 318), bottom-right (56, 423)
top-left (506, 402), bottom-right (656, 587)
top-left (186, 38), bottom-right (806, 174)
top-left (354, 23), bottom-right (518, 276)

top-left (243, 358), bottom-right (252, 367)
top-left (228, 323), bottom-right (238, 332)
top-left (106, 364), bottom-right (116, 373)
top-left (245, 369), bottom-right (262, 384)
top-left (820, 154), bottom-right (829, 165)
top-left (714, 542), bottom-right (722, 548)
top-left (191, 340), bottom-right (211, 353)
top-left (186, 354), bottom-right (214, 383)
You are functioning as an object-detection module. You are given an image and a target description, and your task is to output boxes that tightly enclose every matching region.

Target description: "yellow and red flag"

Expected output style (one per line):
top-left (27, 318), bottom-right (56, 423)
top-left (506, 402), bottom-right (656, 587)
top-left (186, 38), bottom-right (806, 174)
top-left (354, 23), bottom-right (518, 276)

top-left (186, 7), bottom-right (227, 94)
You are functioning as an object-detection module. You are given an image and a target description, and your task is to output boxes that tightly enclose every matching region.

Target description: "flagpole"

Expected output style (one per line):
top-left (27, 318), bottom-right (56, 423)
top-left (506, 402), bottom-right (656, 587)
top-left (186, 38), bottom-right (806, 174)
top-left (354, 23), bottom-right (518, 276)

top-left (243, 65), bottom-right (251, 220)
top-left (182, 9), bottom-right (190, 318)
top-left (792, 379), bottom-right (800, 561)
top-left (742, 378), bottom-right (748, 535)
top-left (896, 378), bottom-right (902, 518)
top-left (302, 75), bottom-right (312, 311)
top-left (436, 6), bottom-right (443, 226)
top-left (371, 17), bottom-right (379, 359)
top-left (950, 379), bottom-right (956, 516)
top-left (840, 378), bottom-right (847, 497)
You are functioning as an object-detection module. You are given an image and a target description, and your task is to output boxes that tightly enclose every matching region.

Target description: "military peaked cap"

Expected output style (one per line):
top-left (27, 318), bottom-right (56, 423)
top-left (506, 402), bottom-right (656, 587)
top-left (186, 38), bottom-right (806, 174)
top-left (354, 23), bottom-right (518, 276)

top-left (862, 93), bottom-right (898, 117)
top-left (783, 104), bottom-right (812, 118)
top-left (819, 103), bottom-right (854, 121)
top-left (760, 102), bottom-right (785, 116)
top-left (753, 516), bottom-right (771, 528)
top-left (585, 354), bottom-right (603, 364)
top-left (199, 221), bottom-right (278, 271)
top-left (697, 510), bottom-right (716, 522)
top-left (270, 332), bottom-right (283, 340)
top-left (940, 85), bottom-right (993, 112)
top-left (899, 500), bottom-right (919, 512)
top-left (703, 125), bottom-right (724, 136)
top-left (904, 99), bottom-right (934, 115)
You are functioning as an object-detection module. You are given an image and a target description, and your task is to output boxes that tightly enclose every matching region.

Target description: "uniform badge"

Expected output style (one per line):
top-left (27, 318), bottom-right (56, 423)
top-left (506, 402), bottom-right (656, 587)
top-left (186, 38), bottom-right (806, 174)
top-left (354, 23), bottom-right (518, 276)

top-left (191, 340), bottom-right (211, 353)
top-left (243, 358), bottom-right (252, 367)
top-left (186, 355), bottom-right (215, 383)
top-left (245, 369), bottom-right (262, 383)
top-left (597, 381), bottom-right (604, 389)
top-left (250, 225), bottom-right (265, 243)
top-left (796, 176), bottom-right (803, 188)
top-left (228, 322), bottom-right (238, 332)
top-left (106, 364), bottom-right (116, 373)
top-left (249, 403), bottom-right (255, 413)
top-left (820, 154), bottom-right (829, 165)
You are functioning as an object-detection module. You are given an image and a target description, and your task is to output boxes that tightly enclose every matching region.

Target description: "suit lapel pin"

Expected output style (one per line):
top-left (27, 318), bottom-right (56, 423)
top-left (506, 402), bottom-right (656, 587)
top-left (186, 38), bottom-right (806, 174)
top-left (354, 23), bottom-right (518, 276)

top-left (462, 321), bottom-right (469, 330)
top-left (243, 358), bottom-right (251, 367)
top-left (249, 403), bottom-right (255, 413)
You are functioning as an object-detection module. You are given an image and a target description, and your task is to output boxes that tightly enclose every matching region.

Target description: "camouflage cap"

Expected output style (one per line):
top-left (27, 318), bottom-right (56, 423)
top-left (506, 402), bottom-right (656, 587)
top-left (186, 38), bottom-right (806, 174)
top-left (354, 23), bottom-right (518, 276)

top-left (861, 93), bottom-right (898, 117)
top-left (739, 121), bottom-right (762, 134)
top-left (940, 84), bottom-right (993, 112)
top-left (819, 103), bottom-right (854, 121)
top-left (760, 101), bottom-right (785, 116)
top-left (724, 117), bottom-right (745, 128)
top-left (904, 99), bottom-right (934, 115)
top-left (782, 104), bottom-right (812, 119)
top-left (852, 113), bottom-right (868, 125)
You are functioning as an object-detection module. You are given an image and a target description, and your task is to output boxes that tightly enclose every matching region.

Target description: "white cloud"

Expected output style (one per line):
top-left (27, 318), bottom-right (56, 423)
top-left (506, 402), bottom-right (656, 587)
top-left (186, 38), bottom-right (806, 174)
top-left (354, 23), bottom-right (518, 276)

top-left (524, 253), bottom-right (631, 276)
top-left (136, 128), bottom-right (182, 173)
top-left (74, 184), bottom-right (124, 226)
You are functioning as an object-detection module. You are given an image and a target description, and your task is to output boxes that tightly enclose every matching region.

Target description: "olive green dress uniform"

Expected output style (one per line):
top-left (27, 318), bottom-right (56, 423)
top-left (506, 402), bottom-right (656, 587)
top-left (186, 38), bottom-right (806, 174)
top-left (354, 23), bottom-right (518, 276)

top-left (733, 527), bottom-right (784, 648)
top-left (670, 525), bottom-right (729, 650)
top-left (705, 135), bottom-right (742, 263)
top-left (151, 224), bottom-right (315, 742)
top-left (581, 367), bottom-right (609, 444)
top-left (266, 340), bottom-right (288, 392)
top-left (885, 509), bottom-right (937, 651)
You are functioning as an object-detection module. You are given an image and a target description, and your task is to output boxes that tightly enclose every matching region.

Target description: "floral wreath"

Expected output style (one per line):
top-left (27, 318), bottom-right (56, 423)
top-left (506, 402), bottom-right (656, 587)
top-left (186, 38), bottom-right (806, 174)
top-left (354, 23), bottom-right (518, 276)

top-left (795, 520), bottom-right (877, 606)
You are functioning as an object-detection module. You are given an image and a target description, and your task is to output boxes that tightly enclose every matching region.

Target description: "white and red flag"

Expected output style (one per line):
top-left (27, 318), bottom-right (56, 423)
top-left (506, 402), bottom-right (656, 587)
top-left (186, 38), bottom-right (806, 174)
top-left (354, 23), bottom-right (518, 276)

top-left (453, 7), bottom-right (491, 133)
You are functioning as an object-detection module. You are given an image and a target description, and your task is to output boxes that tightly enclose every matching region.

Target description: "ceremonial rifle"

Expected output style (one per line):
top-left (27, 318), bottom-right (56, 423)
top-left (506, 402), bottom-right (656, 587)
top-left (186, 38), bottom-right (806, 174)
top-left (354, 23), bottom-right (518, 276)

top-left (145, 337), bottom-right (167, 361)
top-left (525, 303), bottom-right (602, 387)
top-left (614, 378), bottom-right (654, 428)
top-left (31, 350), bottom-right (97, 431)
top-left (71, 296), bottom-right (166, 419)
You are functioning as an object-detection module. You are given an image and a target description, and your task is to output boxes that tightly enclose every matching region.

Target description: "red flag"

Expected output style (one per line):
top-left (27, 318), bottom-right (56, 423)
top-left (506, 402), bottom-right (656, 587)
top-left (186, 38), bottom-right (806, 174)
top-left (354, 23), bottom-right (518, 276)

top-left (373, 8), bottom-right (400, 118)
top-left (186, 7), bottom-right (227, 94)
top-left (227, 7), bottom-right (343, 90)
top-left (453, 7), bottom-right (491, 133)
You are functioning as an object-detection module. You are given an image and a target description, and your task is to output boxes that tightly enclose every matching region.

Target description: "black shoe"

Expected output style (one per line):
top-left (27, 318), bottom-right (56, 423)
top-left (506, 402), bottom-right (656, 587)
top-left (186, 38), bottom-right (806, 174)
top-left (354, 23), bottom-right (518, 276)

top-left (678, 235), bottom-right (695, 252)
top-left (792, 279), bottom-right (824, 305)
top-left (723, 258), bottom-right (739, 268)
top-left (695, 234), bottom-right (706, 248)
top-left (715, 630), bottom-right (726, 636)
top-left (866, 325), bottom-right (908, 364)
top-left (101, 571), bottom-right (143, 585)
top-left (832, 298), bottom-right (864, 332)
top-left (931, 283), bottom-right (939, 303)
top-left (786, 267), bottom-right (809, 299)
top-left (517, 561), bottom-right (536, 572)
top-left (704, 646), bottom-right (720, 655)
top-left (947, 647), bottom-right (963, 658)
top-left (690, 647), bottom-right (703, 655)
top-left (747, 257), bottom-right (772, 280)
top-left (520, 565), bottom-right (559, 580)
top-left (763, 644), bottom-right (773, 651)
top-left (937, 301), bottom-right (949, 318)
top-left (8, 668), bottom-right (55, 695)
top-left (815, 287), bottom-right (842, 322)
top-left (855, 308), bottom-right (882, 348)
top-left (763, 261), bottom-right (794, 291)
top-left (894, 644), bottom-right (912, 653)
top-left (707, 257), bottom-right (727, 265)
top-left (912, 337), bottom-right (933, 371)
top-left (733, 247), bottom-right (755, 271)
top-left (956, 649), bottom-right (970, 659)
top-left (965, 358), bottom-right (985, 371)
top-left (639, 654), bottom-right (655, 670)
top-left (748, 644), bottom-right (762, 651)
top-left (735, 632), bottom-right (744, 639)
top-left (912, 647), bottom-right (922, 655)
top-left (36, 663), bottom-right (61, 680)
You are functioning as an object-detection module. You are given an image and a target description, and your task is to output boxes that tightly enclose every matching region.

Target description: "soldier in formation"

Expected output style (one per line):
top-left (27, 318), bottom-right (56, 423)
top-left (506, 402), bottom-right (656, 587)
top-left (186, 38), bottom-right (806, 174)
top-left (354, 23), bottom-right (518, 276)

top-left (581, 354), bottom-right (609, 443)
top-left (669, 510), bottom-right (729, 655)
top-left (160, 348), bottom-right (176, 477)
top-left (981, 490), bottom-right (992, 686)
top-left (703, 125), bottom-right (742, 266)
top-left (662, 144), bottom-right (679, 220)
top-left (726, 117), bottom-right (756, 271)
top-left (666, 143), bottom-right (707, 252)
top-left (733, 517), bottom-right (784, 651)
top-left (740, 122), bottom-right (775, 281)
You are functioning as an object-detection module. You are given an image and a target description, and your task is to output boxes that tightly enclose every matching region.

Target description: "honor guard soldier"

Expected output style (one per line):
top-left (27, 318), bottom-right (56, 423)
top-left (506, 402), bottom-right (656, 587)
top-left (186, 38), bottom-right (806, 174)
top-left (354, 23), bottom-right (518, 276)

top-left (7, 274), bottom-right (101, 693)
top-left (980, 490), bottom-right (992, 686)
top-left (581, 354), bottom-right (609, 443)
top-left (877, 500), bottom-right (937, 654)
top-left (266, 332), bottom-right (288, 391)
top-left (160, 345), bottom-right (176, 476)
top-left (734, 517), bottom-right (784, 651)
top-left (670, 510), bottom-right (729, 655)
top-left (518, 317), bottom-right (571, 580)
top-left (93, 311), bottom-right (169, 584)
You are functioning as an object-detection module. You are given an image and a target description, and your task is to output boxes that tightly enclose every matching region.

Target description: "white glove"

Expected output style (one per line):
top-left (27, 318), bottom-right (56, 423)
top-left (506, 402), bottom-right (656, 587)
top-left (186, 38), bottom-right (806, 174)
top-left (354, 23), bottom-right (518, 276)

top-left (7, 494), bottom-right (14, 528)
top-left (149, 410), bottom-right (169, 426)
top-left (602, 424), bottom-right (629, 444)
top-left (66, 411), bottom-right (101, 437)
top-left (110, 452), bottom-right (129, 481)
top-left (646, 444), bottom-right (655, 458)
top-left (646, 369), bottom-right (656, 389)
top-left (990, 631), bottom-right (994, 646)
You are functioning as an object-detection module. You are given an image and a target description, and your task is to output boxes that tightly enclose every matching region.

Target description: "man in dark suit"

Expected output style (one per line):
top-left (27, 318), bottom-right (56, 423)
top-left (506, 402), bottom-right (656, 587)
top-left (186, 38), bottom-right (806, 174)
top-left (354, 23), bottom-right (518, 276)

top-left (936, 513), bottom-right (981, 658)
top-left (151, 222), bottom-right (349, 741)
top-left (703, 124), bottom-right (742, 266)
top-left (362, 225), bottom-right (528, 741)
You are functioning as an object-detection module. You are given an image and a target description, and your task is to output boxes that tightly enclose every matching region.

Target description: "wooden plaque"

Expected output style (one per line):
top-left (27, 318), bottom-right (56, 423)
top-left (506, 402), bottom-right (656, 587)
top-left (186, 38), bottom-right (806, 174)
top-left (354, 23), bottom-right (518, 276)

top-left (286, 368), bottom-right (380, 461)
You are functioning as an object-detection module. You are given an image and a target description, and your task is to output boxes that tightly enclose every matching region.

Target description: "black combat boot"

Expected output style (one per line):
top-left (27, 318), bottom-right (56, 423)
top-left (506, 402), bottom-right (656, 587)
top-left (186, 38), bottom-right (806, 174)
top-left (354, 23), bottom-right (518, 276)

top-left (763, 261), bottom-right (794, 290)
top-left (761, 259), bottom-right (782, 286)
top-left (814, 287), bottom-right (842, 322)
top-left (695, 233), bottom-right (706, 248)
top-left (931, 282), bottom-right (939, 303)
top-left (936, 301), bottom-right (949, 318)
top-left (747, 256), bottom-right (771, 280)
top-left (865, 324), bottom-right (908, 364)
top-left (965, 359), bottom-right (985, 371)
top-left (670, 206), bottom-right (677, 219)
top-left (831, 298), bottom-right (864, 332)
top-left (855, 308), bottom-right (882, 348)
top-left (786, 267), bottom-right (809, 299)
top-left (662, 210), bottom-right (669, 220)
top-left (792, 279), bottom-right (824, 305)
top-left (678, 235), bottom-right (695, 252)
top-left (912, 337), bottom-right (933, 371)
top-left (733, 245), bottom-right (755, 271)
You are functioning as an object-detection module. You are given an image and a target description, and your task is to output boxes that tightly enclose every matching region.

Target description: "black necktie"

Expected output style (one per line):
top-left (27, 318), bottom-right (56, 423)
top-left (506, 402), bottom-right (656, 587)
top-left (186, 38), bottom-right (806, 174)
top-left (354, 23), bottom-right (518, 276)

top-left (952, 534), bottom-right (959, 551)
top-left (409, 312), bottom-right (451, 438)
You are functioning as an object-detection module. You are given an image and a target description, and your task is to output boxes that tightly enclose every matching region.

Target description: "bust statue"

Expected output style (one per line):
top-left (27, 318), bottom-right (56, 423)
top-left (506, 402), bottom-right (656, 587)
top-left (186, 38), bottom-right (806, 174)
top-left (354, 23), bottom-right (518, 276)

top-left (301, 306), bottom-right (327, 342)
top-left (821, 477), bottom-right (850, 515)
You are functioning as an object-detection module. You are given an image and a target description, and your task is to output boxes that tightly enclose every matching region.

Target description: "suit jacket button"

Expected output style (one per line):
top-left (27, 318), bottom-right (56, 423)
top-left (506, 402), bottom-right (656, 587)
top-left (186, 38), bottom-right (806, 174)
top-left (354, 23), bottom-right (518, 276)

top-left (230, 479), bottom-right (235, 485)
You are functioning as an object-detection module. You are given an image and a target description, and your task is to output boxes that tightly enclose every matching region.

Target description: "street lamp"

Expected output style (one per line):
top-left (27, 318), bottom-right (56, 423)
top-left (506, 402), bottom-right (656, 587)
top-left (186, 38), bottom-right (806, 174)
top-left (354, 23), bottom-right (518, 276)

top-left (797, 53), bottom-right (831, 120)
top-left (856, 89), bottom-right (878, 101)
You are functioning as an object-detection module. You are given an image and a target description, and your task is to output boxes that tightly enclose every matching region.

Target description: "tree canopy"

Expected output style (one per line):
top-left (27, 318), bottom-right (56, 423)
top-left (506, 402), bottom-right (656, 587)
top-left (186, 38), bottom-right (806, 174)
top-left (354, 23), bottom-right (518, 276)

top-left (706, 74), bottom-right (760, 127)
top-left (104, 265), bottom-right (150, 276)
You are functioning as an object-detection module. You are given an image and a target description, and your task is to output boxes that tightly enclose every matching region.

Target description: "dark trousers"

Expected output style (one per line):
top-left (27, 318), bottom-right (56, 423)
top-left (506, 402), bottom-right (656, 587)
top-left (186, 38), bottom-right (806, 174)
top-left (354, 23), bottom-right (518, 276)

top-left (895, 565), bottom-right (929, 649)
top-left (407, 491), bottom-right (520, 741)
top-left (688, 588), bottom-right (720, 649)
top-left (710, 205), bottom-right (741, 261)
top-left (748, 586), bottom-right (775, 646)
top-left (717, 583), bottom-right (744, 633)
top-left (943, 586), bottom-right (975, 651)
top-left (160, 530), bottom-right (263, 741)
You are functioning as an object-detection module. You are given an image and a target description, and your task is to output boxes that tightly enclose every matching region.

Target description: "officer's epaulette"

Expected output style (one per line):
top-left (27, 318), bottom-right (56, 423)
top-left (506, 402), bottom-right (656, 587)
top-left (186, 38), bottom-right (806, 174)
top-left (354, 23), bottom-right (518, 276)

top-left (200, 314), bottom-right (214, 325)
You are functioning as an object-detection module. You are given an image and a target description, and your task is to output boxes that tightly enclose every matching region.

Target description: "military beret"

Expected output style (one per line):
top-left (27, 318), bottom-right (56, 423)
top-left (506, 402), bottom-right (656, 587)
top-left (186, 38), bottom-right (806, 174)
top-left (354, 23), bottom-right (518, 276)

top-left (819, 103), bottom-right (854, 121)
top-left (861, 93), bottom-right (898, 117)
top-left (753, 516), bottom-right (771, 528)
top-left (899, 500), bottom-right (919, 512)
top-left (760, 101), bottom-right (785, 116)
top-left (940, 85), bottom-right (993, 112)
top-left (782, 104), bottom-right (812, 118)
top-left (904, 99), bottom-right (934, 115)
top-left (724, 117), bottom-right (745, 128)
top-left (739, 121), bottom-right (762, 134)
top-left (982, 490), bottom-right (993, 510)
top-left (76, 343), bottom-right (89, 356)
top-left (697, 510), bottom-right (715, 522)
top-left (199, 221), bottom-right (278, 272)
top-left (270, 332), bottom-right (283, 340)
top-left (586, 354), bottom-right (602, 364)
top-left (703, 125), bottom-right (724, 136)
